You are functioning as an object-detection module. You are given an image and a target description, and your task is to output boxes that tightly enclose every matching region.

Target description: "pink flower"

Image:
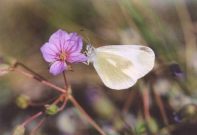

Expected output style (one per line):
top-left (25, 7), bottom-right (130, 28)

top-left (40, 29), bottom-right (87, 75)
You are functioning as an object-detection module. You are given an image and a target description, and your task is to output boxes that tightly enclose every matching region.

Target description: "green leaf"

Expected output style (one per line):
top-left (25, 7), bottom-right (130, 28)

top-left (135, 120), bottom-right (146, 135)
top-left (147, 117), bottom-right (158, 134)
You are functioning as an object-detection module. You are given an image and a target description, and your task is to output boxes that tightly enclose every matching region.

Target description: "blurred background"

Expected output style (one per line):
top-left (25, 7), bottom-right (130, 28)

top-left (0, 0), bottom-right (197, 135)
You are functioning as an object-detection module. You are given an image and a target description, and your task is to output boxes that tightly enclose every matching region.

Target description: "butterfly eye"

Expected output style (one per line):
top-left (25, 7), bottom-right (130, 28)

top-left (86, 44), bottom-right (92, 50)
top-left (86, 45), bottom-right (95, 55)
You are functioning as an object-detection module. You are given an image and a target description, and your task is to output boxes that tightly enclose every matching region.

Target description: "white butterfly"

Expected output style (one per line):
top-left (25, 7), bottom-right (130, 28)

top-left (86, 45), bottom-right (155, 90)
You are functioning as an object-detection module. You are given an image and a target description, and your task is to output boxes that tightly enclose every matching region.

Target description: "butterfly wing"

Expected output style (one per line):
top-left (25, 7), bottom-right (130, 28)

top-left (93, 45), bottom-right (155, 90)
top-left (93, 52), bottom-right (137, 90)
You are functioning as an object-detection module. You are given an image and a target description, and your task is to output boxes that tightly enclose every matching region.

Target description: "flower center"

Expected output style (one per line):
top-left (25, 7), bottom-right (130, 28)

top-left (59, 52), bottom-right (67, 61)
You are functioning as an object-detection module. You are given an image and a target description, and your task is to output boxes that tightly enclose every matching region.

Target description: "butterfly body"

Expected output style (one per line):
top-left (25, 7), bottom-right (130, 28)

top-left (86, 45), bottom-right (155, 90)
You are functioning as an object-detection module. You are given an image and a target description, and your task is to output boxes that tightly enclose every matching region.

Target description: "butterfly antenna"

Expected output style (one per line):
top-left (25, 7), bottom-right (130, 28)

top-left (80, 29), bottom-right (92, 47)
top-left (79, 29), bottom-right (92, 65)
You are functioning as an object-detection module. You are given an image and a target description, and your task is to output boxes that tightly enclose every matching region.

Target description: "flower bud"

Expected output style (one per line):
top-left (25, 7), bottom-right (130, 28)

top-left (13, 125), bottom-right (25, 135)
top-left (16, 95), bottom-right (30, 109)
top-left (45, 104), bottom-right (59, 115)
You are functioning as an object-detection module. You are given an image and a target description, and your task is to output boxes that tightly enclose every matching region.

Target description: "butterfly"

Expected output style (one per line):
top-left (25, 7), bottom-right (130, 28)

top-left (86, 45), bottom-right (155, 90)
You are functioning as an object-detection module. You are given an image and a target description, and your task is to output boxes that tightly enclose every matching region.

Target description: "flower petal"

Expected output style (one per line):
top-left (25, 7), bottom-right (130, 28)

top-left (40, 43), bottom-right (59, 62)
top-left (49, 29), bottom-right (70, 51)
top-left (66, 33), bottom-right (83, 53)
top-left (67, 53), bottom-right (87, 63)
top-left (49, 61), bottom-right (67, 75)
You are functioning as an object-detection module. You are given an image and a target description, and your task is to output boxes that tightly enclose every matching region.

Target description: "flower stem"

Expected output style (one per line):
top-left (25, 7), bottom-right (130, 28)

top-left (63, 71), bottom-right (68, 90)
top-left (52, 94), bottom-right (65, 105)
top-left (142, 88), bottom-right (150, 120)
top-left (21, 111), bottom-right (43, 127)
top-left (122, 89), bottom-right (135, 114)
top-left (11, 62), bottom-right (105, 134)
top-left (58, 96), bottom-right (68, 112)
top-left (153, 89), bottom-right (169, 125)
top-left (10, 67), bottom-right (66, 93)
top-left (13, 62), bottom-right (46, 81)
top-left (62, 71), bottom-right (106, 135)
top-left (30, 117), bottom-right (46, 135)
top-left (69, 95), bottom-right (106, 135)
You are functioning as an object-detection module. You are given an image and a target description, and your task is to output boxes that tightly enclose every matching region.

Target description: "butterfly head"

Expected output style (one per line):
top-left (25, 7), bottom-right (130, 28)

top-left (86, 44), bottom-right (96, 64)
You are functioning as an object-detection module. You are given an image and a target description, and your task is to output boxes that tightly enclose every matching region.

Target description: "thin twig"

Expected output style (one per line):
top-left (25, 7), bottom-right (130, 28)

top-left (69, 95), bottom-right (106, 135)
